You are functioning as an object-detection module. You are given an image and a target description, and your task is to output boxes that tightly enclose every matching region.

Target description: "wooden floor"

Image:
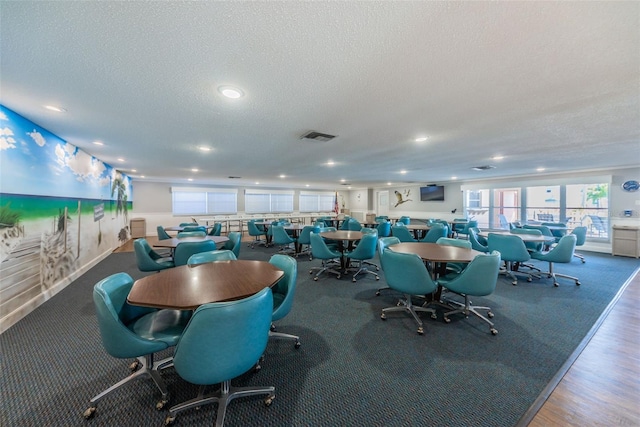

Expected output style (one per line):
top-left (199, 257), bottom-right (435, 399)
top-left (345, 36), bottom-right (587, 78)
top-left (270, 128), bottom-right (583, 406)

top-left (117, 239), bottom-right (639, 425)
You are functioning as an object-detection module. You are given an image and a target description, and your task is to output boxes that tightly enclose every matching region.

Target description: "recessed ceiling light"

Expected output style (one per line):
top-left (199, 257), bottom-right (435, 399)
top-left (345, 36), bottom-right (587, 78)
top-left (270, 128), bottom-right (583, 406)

top-left (326, 160), bottom-right (335, 166)
top-left (492, 155), bottom-right (504, 160)
top-left (93, 141), bottom-right (103, 146)
top-left (140, 175), bottom-right (145, 178)
top-left (188, 178), bottom-right (193, 182)
top-left (279, 174), bottom-right (286, 179)
top-left (536, 167), bottom-right (546, 172)
top-left (255, 182), bottom-right (260, 185)
top-left (131, 169), bottom-right (137, 173)
top-left (305, 184), bottom-right (310, 187)
top-left (451, 176), bottom-right (458, 180)
top-left (340, 179), bottom-right (346, 183)
top-left (117, 158), bottom-right (125, 162)
top-left (191, 168), bottom-right (199, 172)
top-left (387, 182), bottom-right (392, 186)
top-left (198, 146), bottom-right (212, 152)
top-left (44, 105), bottom-right (66, 112)
top-left (218, 86), bottom-right (244, 99)
top-left (348, 186), bottom-right (352, 189)
top-left (400, 170), bottom-right (407, 174)
top-left (414, 137), bottom-right (428, 142)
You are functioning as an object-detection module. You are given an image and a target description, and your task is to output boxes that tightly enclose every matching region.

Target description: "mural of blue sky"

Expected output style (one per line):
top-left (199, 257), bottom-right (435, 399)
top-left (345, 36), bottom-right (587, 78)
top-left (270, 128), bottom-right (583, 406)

top-left (0, 105), bottom-right (132, 200)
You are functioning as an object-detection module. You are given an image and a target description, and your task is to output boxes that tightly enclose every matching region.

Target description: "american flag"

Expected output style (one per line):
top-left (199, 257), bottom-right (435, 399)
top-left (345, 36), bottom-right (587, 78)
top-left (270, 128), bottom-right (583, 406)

top-left (333, 192), bottom-right (339, 214)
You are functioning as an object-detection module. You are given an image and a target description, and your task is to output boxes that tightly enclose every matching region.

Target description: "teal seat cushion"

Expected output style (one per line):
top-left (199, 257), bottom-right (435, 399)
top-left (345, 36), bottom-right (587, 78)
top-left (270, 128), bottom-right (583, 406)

top-left (128, 309), bottom-right (192, 346)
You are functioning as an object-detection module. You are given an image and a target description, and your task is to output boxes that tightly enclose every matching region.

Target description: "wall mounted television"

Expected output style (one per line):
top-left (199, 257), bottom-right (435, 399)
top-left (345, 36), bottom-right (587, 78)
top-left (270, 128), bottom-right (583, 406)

top-left (420, 185), bottom-right (445, 201)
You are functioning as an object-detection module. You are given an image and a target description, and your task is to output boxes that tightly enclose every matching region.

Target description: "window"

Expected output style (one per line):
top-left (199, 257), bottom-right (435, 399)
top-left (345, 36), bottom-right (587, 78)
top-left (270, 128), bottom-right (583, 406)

top-left (493, 188), bottom-right (521, 228)
top-left (245, 189), bottom-right (294, 214)
top-left (171, 187), bottom-right (237, 215)
top-left (299, 192), bottom-right (335, 212)
top-left (566, 183), bottom-right (609, 238)
top-left (526, 186), bottom-right (560, 223)
top-left (464, 189), bottom-right (490, 228)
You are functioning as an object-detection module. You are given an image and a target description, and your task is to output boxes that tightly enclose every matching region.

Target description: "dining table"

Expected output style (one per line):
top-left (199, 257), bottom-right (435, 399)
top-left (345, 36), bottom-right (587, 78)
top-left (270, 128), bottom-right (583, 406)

top-left (406, 223), bottom-right (431, 240)
top-left (478, 229), bottom-right (555, 244)
top-left (163, 225), bottom-right (215, 232)
top-left (127, 260), bottom-right (284, 310)
top-left (319, 230), bottom-right (364, 272)
top-left (149, 235), bottom-right (229, 249)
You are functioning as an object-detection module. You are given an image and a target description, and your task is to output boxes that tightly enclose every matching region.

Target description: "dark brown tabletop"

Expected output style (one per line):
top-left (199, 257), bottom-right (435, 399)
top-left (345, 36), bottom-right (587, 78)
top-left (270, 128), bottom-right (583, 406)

top-left (149, 235), bottom-right (229, 249)
top-left (389, 242), bottom-right (482, 263)
top-left (319, 230), bottom-right (364, 241)
top-left (479, 230), bottom-right (555, 243)
top-left (163, 225), bottom-right (214, 232)
top-left (127, 260), bottom-right (284, 310)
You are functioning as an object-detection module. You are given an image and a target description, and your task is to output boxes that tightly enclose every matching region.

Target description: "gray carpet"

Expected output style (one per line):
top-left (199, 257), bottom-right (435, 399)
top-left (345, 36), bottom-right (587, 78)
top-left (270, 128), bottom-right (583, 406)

top-left (1, 245), bottom-right (638, 426)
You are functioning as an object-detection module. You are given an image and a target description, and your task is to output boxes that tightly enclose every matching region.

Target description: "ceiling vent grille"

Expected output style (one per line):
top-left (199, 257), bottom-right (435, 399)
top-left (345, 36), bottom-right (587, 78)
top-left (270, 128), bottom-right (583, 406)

top-left (301, 131), bottom-right (337, 142)
top-left (471, 165), bottom-right (496, 171)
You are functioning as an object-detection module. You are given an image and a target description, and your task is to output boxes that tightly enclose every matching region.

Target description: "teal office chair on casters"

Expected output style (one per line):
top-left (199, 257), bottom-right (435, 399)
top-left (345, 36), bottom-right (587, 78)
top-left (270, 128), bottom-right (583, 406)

top-left (174, 240), bottom-right (218, 266)
top-left (531, 234), bottom-right (580, 287)
top-left (380, 249), bottom-right (438, 335)
top-left (84, 273), bottom-right (190, 419)
top-left (165, 288), bottom-right (275, 427)
top-left (187, 250), bottom-right (237, 265)
top-left (268, 254), bottom-right (301, 349)
top-left (309, 232), bottom-right (342, 280)
top-left (439, 251), bottom-right (501, 335)
top-left (133, 238), bottom-right (174, 272)
top-left (487, 233), bottom-right (538, 285)
top-left (345, 232), bottom-right (380, 282)
top-left (223, 231), bottom-right (242, 258)
top-left (247, 220), bottom-right (267, 248)
top-left (375, 236), bottom-right (400, 296)
top-left (571, 226), bottom-right (587, 263)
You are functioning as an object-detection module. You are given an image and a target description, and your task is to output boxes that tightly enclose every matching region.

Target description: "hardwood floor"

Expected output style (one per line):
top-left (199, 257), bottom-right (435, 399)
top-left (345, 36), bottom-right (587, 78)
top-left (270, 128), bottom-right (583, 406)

top-left (526, 268), bottom-right (640, 426)
top-left (117, 239), bottom-right (639, 425)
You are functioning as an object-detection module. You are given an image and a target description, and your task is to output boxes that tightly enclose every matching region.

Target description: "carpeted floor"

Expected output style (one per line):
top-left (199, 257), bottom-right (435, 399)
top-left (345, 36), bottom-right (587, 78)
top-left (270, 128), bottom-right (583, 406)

top-left (1, 244), bottom-right (638, 426)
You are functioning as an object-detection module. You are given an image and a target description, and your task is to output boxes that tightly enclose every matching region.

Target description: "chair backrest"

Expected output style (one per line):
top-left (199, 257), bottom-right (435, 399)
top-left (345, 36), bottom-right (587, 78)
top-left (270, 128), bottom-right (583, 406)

top-left (247, 220), bottom-right (265, 236)
top-left (182, 225), bottom-right (206, 233)
top-left (398, 216), bottom-right (411, 225)
top-left (571, 226), bottom-right (587, 246)
top-left (310, 232), bottom-right (340, 259)
top-left (436, 237), bottom-right (472, 248)
top-left (524, 224), bottom-right (553, 237)
top-left (377, 236), bottom-right (400, 270)
top-left (498, 214), bottom-right (510, 229)
top-left (298, 225), bottom-right (320, 245)
top-left (93, 273), bottom-right (164, 359)
top-left (177, 230), bottom-right (206, 238)
top-left (207, 223), bottom-right (222, 236)
top-left (172, 287), bottom-right (273, 386)
top-left (347, 218), bottom-right (362, 231)
top-left (511, 227), bottom-right (543, 251)
top-left (468, 227), bottom-right (489, 252)
top-left (391, 225), bottom-right (416, 242)
top-left (157, 226), bottom-right (172, 240)
top-left (269, 254), bottom-right (298, 322)
top-left (440, 251), bottom-right (501, 297)
top-left (420, 223), bottom-right (448, 242)
top-left (133, 238), bottom-right (172, 271)
top-left (347, 232), bottom-right (377, 260)
top-left (376, 221), bottom-right (391, 237)
top-left (174, 240), bottom-right (218, 266)
top-left (381, 249), bottom-right (437, 295)
top-left (271, 225), bottom-right (294, 245)
top-left (541, 234), bottom-right (577, 263)
top-left (187, 250), bottom-right (237, 266)
top-left (487, 233), bottom-right (531, 263)
top-left (224, 231), bottom-right (242, 258)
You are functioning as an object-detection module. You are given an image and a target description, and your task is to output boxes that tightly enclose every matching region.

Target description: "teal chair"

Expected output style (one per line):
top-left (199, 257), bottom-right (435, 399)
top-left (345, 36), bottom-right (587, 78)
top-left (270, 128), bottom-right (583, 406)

top-left (84, 273), bottom-right (190, 419)
top-left (186, 250), bottom-right (237, 266)
top-left (376, 221), bottom-right (391, 237)
top-left (346, 218), bottom-right (362, 231)
top-left (511, 227), bottom-right (545, 253)
top-left (524, 224), bottom-right (554, 249)
top-left (271, 225), bottom-right (296, 256)
top-left (391, 224), bottom-right (417, 242)
top-left (420, 223), bottom-right (448, 243)
top-left (531, 234), bottom-right (580, 287)
top-left (207, 223), bottom-right (222, 236)
top-left (177, 230), bottom-right (206, 238)
top-left (436, 237), bottom-right (472, 275)
top-left (542, 222), bottom-right (567, 243)
top-left (309, 232), bottom-right (342, 280)
top-left (223, 231), bottom-right (242, 259)
top-left (345, 233), bottom-right (379, 282)
top-left (268, 254), bottom-right (301, 349)
top-left (174, 240), bottom-right (217, 266)
top-left (439, 251), bottom-right (501, 335)
top-left (157, 226), bottom-right (172, 240)
top-left (247, 220), bottom-right (267, 248)
top-left (487, 233), bottom-right (538, 285)
top-left (375, 236), bottom-right (401, 296)
top-left (182, 225), bottom-right (206, 233)
top-left (398, 216), bottom-right (410, 225)
top-left (468, 228), bottom-right (489, 253)
top-left (296, 225), bottom-right (320, 260)
top-left (571, 226), bottom-right (587, 263)
top-left (165, 288), bottom-right (275, 426)
top-left (380, 249), bottom-right (437, 335)
top-left (133, 238), bottom-right (174, 272)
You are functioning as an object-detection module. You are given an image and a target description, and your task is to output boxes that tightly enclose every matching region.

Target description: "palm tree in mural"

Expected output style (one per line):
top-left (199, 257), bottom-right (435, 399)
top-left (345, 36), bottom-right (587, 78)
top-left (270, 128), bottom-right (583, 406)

top-left (110, 173), bottom-right (129, 220)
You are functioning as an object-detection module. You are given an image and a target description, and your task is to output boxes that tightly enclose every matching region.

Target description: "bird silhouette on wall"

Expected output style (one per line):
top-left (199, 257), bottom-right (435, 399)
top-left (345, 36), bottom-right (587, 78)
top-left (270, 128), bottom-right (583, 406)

top-left (394, 189), bottom-right (412, 207)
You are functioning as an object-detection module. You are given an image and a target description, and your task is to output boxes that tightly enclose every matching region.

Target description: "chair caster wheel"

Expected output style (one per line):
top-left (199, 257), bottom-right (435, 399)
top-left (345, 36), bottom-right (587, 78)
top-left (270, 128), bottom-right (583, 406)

top-left (375, 276), bottom-right (379, 280)
top-left (83, 406), bottom-right (96, 419)
top-left (270, 324), bottom-right (276, 331)
top-left (417, 327), bottom-right (424, 335)
top-left (165, 415), bottom-right (175, 425)
top-left (554, 282), bottom-right (559, 287)
top-left (129, 360), bottom-right (140, 371)
top-left (375, 291), bottom-right (381, 296)
top-left (309, 270), bottom-right (313, 274)
top-left (313, 277), bottom-right (318, 281)
top-left (294, 341), bottom-right (301, 349)
top-left (156, 399), bottom-right (168, 410)
top-left (490, 328), bottom-right (498, 335)
top-left (431, 313), bottom-right (437, 320)
top-left (336, 275), bottom-right (341, 279)
top-left (254, 362), bottom-right (262, 372)
top-left (265, 395), bottom-right (275, 406)
top-left (488, 311), bottom-right (494, 318)
top-left (444, 317), bottom-right (451, 323)
top-left (576, 281), bottom-right (581, 286)
top-left (380, 313), bottom-right (386, 320)
top-left (527, 277), bottom-right (532, 282)
top-left (352, 278), bottom-right (356, 282)
top-left (512, 281), bottom-right (517, 286)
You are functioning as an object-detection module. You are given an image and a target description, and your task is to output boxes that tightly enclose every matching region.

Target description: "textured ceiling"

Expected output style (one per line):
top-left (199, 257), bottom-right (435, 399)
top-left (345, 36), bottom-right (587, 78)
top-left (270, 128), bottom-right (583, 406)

top-left (1, 1), bottom-right (638, 190)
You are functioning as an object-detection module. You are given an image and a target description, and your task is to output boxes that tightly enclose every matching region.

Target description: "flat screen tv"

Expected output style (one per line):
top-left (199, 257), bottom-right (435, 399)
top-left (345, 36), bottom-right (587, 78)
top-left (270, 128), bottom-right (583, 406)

top-left (420, 185), bottom-right (445, 202)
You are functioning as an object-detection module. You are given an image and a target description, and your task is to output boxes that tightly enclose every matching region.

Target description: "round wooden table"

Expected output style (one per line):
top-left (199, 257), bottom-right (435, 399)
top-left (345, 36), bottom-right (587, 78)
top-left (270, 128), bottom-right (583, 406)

top-left (319, 230), bottom-right (364, 271)
top-left (127, 260), bottom-right (284, 310)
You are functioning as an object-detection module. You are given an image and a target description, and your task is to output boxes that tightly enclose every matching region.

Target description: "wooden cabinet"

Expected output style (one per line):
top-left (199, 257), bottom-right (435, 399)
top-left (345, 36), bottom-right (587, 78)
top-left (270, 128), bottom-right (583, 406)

top-left (612, 226), bottom-right (640, 258)
top-left (130, 218), bottom-right (146, 238)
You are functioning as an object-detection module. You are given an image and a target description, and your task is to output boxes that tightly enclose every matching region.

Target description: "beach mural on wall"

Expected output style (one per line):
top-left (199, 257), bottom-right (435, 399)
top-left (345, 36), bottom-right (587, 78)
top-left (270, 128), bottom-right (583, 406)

top-left (0, 105), bottom-right (132, 323)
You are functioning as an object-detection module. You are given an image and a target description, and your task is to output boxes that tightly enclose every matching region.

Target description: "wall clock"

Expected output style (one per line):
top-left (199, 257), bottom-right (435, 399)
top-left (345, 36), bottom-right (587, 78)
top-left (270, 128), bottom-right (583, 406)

top-left (621, 180), bottom-right (640, 192)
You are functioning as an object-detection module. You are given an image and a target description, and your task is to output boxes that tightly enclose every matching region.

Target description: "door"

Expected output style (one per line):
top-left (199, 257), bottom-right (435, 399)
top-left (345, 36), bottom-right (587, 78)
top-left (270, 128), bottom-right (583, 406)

top-left (377, 191), bottom-right (389, 217)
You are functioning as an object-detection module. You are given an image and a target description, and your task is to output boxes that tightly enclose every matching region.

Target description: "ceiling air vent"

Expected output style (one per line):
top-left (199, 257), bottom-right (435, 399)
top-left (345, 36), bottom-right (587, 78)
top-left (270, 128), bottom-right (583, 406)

top-left (340, 183), bottom-right (351, 186)
top-left (228, 176), bottom-right (242, 179)
top-left (471, 165), bottom-right (496, 171)
top-left (300, 131), bottom-right (337, 142)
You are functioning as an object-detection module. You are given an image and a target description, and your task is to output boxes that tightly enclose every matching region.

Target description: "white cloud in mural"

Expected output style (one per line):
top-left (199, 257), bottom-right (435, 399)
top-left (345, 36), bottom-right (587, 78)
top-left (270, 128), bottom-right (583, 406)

top-left (28, 129), bottom-right (46, 147)
top-left (0, 127), bottom-right (16, 150)
top-left (0, 111), bottom-right (8, 121)
top-left (54, 142), bottom-right (107, 183)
